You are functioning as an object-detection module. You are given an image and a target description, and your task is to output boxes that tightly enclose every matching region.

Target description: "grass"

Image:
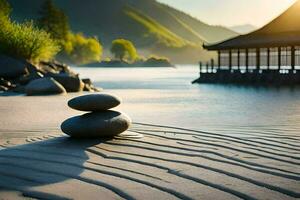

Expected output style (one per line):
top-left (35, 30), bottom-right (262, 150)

top-left (0, 17), bottom-right (60, 63)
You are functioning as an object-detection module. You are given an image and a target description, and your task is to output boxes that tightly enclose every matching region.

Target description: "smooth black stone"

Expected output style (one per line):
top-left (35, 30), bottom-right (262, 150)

top-left (68, 94), bottom-right (121, 111)
top-left (61, 111), bottom-right (131, 138)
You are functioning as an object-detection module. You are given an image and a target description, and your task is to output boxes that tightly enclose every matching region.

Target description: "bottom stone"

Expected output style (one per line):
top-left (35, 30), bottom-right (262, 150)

top-left (61, 111), bottom-right (131, 138)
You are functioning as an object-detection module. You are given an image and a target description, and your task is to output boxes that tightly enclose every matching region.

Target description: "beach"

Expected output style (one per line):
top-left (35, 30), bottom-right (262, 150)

top-left (0, 66), bottom-right (299, 199)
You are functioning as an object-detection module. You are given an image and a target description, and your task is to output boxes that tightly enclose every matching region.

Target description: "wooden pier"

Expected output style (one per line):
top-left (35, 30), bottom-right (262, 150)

top-left (194, 1), bottom-right (300, 86)
top-left (192, 63), bottom-right (300, 85)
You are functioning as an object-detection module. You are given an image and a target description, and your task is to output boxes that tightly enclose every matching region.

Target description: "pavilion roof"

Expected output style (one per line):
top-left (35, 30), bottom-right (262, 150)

top-left (204, 0), bottom-right (300, 50)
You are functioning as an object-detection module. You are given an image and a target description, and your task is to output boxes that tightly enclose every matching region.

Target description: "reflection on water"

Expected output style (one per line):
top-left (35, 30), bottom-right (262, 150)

top-left (74, 66), bottom-right (300, 137)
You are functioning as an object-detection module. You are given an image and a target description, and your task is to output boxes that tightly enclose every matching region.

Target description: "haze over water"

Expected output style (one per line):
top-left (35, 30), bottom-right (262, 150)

top-left (75, 66), bottom-right (300, 137)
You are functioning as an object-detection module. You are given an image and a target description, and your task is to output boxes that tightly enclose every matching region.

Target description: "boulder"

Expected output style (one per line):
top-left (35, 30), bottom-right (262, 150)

top-left (38, 62), bottom-right (59, 74)
top-left (61, 111), bottom-right (131, 138)
top-left (82, 78), bottom-right (92, 85)
top-left (25, 77), bottom-right (66, 96)
top-left (91, 86), bottom-right (102, 92)
top-left (68, 94), bottom-right (121, 111)
top-left (12, 85), bottom-right (26, 93)
top-left (19, 59), bottom-right (39, 74)
top-left (0, 55), bottom-right (28, 78)
top-left (0, 78), bottom-right (12, 87)
top-left (19, 72), bottom-right (44, 85)
top-left (47, 73), bottom-right (84, 92)
top-left (0, 85), bottom-right (8, 91)
top-left (83, 83), bottom-right (94, 92)
top-left (40, 61), bottom-right (77, 76)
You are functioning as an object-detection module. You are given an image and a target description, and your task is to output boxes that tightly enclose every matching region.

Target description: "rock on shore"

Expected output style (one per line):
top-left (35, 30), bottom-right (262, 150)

top-left (0, 55), bottom-right (28, 78)
top-left (0, 55), bottom-right (101, 95)
top-left (25, 78), bottom-right (66, 96)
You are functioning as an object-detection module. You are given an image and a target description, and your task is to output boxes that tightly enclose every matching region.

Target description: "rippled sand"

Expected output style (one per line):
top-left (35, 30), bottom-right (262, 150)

top-left (0, 95), bottom-right (299, 199)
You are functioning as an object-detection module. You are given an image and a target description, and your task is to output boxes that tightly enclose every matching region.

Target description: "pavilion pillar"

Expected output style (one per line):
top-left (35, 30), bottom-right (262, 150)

top-left (291, 46), bottom-right (295, 71)
top-left (245, 49), bottom-right (249, 72)
top-left (278, 47), bottom-right (281, 71)
top-left (206, 62), bottom-right (209, 73)
top-left (229, 50), bottom-right (232, 72)
top-left (256, 48), bottom-right (260, 71)
top-left (267, 48), bottom-right (270, 70)
top-left (237, 49), bottom-right (240, 71)
top-left (218, 51), bottom-right (221, 70)
top-left (199, 61), bottom-right (202, 73)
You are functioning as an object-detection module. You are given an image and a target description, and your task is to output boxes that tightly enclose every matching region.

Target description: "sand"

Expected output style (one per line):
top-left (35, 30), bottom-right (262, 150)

top-left (0, 94), bottom-right (299, 200)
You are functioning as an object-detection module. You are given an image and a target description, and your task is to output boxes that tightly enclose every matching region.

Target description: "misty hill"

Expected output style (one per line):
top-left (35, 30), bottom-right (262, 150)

top-left (7, 0), bottom-right (238, 63)
top-left (229, 24), bottom-right (257, 34)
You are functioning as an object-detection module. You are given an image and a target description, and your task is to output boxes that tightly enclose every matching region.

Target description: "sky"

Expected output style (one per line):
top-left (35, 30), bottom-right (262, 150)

top-left (157, 0), bottom-right (297, 28)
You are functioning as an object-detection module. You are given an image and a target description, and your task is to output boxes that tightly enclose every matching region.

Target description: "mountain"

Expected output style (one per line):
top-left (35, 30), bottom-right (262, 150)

top-left (229, 24), bottom-right (257, 34)
top-left (7, 0), bottom-right (238, 63)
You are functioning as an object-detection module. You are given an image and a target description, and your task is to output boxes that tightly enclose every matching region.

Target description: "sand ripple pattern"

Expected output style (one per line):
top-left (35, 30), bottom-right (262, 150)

top-left (0, 123), bottom-right (299, 200)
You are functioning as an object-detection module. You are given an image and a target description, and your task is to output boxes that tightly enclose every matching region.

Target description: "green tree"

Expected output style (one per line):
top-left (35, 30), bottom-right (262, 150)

top-left (37, 0), bottom-right (102, 65)
top-left (0, 0), bottom-right (10, 18)
top-left (110, 39), bottom-right (138, 61)
top-left (62, 33), bottom-right (102, 65)
top-left (38, 0), bottom-right (69, 41)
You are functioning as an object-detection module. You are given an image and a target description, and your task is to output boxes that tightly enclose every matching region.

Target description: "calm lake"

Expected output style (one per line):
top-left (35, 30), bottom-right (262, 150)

top-left (75, 65), bottom-right (300, 137)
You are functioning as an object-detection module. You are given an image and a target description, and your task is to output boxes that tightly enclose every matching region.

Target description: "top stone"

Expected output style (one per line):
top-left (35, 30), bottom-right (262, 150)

top-left (68, 94), bottom-right (121, 111)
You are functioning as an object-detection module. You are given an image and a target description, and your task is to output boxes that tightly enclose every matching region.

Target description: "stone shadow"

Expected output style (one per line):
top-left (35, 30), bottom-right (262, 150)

top-left (0, 136), bottom-right (110, 198)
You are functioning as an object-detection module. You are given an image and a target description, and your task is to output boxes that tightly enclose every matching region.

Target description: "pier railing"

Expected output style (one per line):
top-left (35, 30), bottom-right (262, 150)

top-left (193, 61), bottom-right (300, 85)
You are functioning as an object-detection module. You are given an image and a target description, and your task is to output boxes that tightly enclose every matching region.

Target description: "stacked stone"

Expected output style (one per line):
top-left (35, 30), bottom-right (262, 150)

top-left (61, 94), bottom-right (132, 138)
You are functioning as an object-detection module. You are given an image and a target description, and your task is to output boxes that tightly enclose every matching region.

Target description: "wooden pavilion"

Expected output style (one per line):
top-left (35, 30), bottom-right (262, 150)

top-left (194, 0), bottom-right (300, 85)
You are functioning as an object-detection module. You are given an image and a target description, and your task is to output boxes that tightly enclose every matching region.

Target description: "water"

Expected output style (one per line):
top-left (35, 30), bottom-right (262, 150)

top-left (75, 65), bottom-right (300, 137)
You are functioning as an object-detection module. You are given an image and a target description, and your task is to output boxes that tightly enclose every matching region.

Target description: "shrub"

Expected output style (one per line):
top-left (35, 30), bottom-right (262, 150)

top-left (0, 18), bottom-right (60, 63)
top-left (147, 54), bottom-right (170, 62)
top-left (110, 39), bottom-right (138, 62)
top-left (61, 32), bottom-right (102, 65)
top-left (143, 55), bottom-right (172, 67)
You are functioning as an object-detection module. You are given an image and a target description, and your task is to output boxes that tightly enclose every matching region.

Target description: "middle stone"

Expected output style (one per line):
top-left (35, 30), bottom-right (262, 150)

top-left (68, 94), bottom-right (121, 111)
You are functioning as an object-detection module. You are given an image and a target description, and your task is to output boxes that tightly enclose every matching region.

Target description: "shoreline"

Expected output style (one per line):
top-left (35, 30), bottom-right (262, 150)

top-left (0, 95), bottom-right (299, 199)
top-left (78, 65), bottom-right (176, 68)
top-left (0, 72), bottom-right (299, 199)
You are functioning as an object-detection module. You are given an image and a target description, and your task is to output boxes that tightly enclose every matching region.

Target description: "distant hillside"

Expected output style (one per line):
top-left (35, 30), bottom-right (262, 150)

top-left (7, 0), bottom-right (238, 63)
top-left (229, 24), bottom-right (257, 34)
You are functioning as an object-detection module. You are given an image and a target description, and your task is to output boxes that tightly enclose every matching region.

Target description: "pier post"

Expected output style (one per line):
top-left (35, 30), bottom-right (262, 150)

top-left (206, 62), bottom-right (209, 73)
top-left (237, 49), bottom-right (240, 71)
top-left (199, 61), bottom-right (202, 74)
top-left (267, 48), bottom-right (270, 70)
top-left (218, 51), bottom-right (221, 70)
top-left (211, 59), bottom-right (214, 72)
top-left (246, 49), bottom-right (249, 72)
top-left (229, 50), bottom-right (232, 72)
top-left (278, 47), bottom-right (281, 71)
top-left (291, 46), bottom-right (295, 72)
top-left (256, 48), bottom-right (260, 71)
